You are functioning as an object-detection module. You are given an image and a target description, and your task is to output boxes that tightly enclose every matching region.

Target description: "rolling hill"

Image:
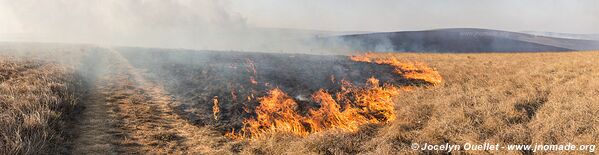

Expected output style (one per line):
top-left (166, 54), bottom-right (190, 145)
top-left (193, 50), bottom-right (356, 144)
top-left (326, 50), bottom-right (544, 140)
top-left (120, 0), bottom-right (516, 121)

top-left (337, 28), bottom-right (599, 52)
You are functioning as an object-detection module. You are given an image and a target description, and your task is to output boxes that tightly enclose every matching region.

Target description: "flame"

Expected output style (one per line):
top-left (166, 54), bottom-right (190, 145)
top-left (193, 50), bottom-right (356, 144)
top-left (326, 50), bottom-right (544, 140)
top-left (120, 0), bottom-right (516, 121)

top-left (230, 77), bottom-right (400, 139)
top-left (242, 88), bottom-right (307, 137)
top-left (226, 53), bottom-right (442, 139)
top-left (213, 96), bottom-right (220, 120)
top-left (250, 77), bottom-right (258, 85)
top-left (350, 52), bottom-right (443, 85)
top-left (246, 59), bottom-right (259, 85)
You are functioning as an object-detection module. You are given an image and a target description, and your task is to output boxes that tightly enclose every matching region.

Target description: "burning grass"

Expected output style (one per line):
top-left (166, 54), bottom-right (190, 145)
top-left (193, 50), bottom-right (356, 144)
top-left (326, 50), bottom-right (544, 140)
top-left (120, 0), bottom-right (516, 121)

top-left (118, 50), bottom-right (443, 140)
top-left (350, 52), bottom-right (443, 85)
top-left (229, 77), bottom-right (401, 139)
top-left (0, 57), bottom-right (83, 154)
top-left (119, 49), bottom-right (599, 154)
top-left (227, 53), bottom-right (441, 139)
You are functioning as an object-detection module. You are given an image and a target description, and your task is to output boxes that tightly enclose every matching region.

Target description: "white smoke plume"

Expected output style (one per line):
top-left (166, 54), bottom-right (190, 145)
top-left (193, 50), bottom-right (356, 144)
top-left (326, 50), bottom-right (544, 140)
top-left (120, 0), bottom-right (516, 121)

top-left (0, 0), bottom-right (340, 52)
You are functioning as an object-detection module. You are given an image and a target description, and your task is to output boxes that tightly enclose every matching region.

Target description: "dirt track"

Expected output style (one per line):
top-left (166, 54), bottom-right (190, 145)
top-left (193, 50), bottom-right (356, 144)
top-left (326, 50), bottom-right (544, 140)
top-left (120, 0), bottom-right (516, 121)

top-left (69, 48), bottom-right (227, 154)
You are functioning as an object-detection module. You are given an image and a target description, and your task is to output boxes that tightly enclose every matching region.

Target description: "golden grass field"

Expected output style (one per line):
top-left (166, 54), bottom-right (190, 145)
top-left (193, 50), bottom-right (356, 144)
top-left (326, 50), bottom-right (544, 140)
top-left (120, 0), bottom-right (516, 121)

top-left (0, 45), bottom-right (598, 154)
top-left (231, 51), bottom-right (599, 154)
top-left (0, 57), bottom-right (83, 154)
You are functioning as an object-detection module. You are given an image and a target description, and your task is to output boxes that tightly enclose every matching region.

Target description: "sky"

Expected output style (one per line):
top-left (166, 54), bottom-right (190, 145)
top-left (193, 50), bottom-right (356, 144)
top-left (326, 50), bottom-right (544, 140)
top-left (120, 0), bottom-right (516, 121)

top-left (0, 0), bottom-right (597, 51)
top-left (230, 0), bottom-right (599, 34)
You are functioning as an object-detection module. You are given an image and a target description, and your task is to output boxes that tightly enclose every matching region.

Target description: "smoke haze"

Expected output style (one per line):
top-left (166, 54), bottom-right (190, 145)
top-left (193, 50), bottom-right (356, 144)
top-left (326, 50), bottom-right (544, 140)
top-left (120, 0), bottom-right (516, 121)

top-left (1, 0), bottom-right (598, 52)
top-left (0, 0), bottom-right (333, 52)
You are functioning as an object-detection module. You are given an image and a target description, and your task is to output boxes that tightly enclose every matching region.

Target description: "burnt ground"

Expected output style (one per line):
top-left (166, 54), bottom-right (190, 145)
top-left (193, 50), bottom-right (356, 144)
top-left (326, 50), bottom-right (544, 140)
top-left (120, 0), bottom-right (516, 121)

top-left (117, 47), bottom-right (421, 134)
top-left (1, 44), bottom-right (429, 154)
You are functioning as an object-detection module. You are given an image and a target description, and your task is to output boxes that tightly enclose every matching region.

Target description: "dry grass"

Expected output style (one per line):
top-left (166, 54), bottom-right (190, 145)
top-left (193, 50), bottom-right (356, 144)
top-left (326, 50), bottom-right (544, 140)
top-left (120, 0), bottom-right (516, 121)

top-left (98, 50), bottom-right (228, 154)
top-left (0, 57), bottom-right (83, 154)
top-left (2, 45), bottom-right (598, 154)
top-left (233, 51), bottom-right (599, 154)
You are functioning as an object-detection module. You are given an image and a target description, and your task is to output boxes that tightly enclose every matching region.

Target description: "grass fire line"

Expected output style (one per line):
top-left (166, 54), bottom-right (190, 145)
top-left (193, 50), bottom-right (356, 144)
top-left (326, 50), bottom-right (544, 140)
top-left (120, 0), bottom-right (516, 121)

top-left (224, 53), bottom-right (443, 139)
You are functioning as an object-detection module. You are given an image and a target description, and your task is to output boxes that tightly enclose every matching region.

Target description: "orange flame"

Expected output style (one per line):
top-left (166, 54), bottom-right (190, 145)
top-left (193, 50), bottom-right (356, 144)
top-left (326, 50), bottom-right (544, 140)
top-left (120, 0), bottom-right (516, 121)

top-left (213, 96), bottom-right (220, 120)
top-left (350, 52), bottom-right (443, 85)
top-left (230, 77), bottom-right (400, 139)
top-left (227, 53), bottom-right (442, 139)
top-left (246, 59), bottom-right (259, 85)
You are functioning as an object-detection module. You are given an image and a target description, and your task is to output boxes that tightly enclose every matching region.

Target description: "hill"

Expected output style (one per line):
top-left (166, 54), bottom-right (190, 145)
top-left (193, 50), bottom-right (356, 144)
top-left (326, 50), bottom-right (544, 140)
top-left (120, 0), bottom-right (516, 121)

top-left (338, 28), bottom-right (599, 52)
top-left (521, 31), bottom-right (599, 41)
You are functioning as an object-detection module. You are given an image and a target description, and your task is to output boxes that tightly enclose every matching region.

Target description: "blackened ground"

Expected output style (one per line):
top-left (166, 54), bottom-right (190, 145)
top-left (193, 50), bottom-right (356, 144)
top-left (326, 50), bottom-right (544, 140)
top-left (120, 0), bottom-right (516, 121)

top-left (117, 47), bottom-right (419, 133)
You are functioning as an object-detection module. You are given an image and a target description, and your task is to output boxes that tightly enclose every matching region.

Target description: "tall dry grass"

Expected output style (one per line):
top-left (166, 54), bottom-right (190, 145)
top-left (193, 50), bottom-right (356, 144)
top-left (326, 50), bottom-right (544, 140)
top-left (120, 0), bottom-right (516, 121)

top-left (0, 57), bottom-right (83, 154)
top-left (232, 51), bottom-right (599, 154)
top-left (2, 45), bottom-right (597, 154)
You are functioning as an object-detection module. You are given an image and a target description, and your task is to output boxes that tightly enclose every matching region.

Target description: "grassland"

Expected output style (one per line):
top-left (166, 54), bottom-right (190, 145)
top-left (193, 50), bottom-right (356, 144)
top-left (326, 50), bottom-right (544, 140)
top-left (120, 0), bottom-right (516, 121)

top-left (238, 51), bottom-right (599, 154)
top-left (0, 45), bottom-right (597, 154)
top-left (119, 49), bottom-right (598, 154)
top-left (0, 57), bottom-right (83, 154)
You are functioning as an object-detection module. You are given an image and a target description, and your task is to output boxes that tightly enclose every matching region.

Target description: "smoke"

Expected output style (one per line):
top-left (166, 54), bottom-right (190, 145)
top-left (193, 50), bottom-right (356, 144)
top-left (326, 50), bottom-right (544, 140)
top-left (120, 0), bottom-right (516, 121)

top-left (0, 0), bottom-right (346, 53)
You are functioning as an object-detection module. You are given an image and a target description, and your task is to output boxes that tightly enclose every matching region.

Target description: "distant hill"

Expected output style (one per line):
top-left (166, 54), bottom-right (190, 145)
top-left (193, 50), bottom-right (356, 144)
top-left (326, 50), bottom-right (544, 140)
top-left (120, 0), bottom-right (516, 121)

top-left (337, 28), bottom-right (599, 52)
top-left (521, 31), bottom-right (599, 41)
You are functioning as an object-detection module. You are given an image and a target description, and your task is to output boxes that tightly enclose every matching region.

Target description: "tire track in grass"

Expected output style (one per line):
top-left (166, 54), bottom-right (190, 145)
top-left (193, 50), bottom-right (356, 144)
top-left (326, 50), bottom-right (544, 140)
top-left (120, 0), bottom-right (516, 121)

top-left (70, 50), bottom-right (117, 154)
top-left (101, 48), bottom-right (227, 154)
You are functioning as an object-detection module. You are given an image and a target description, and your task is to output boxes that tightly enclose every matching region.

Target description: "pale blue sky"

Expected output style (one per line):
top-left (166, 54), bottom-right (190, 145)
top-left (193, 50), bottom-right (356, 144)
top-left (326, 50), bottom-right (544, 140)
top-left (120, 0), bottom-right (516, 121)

top-left (230, 0), bottom-right (599, 33)
top-left (1, 0), bottom-right (598, 34)
top-left (1, 0), bottom-right (597, 50)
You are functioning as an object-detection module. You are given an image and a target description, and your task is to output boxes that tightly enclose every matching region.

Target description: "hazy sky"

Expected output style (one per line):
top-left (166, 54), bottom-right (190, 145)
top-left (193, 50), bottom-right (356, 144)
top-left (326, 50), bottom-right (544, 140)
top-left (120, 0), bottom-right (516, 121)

top-left (1, 0), bottom-right (598, 34)
top-left (0, 0), bottom-right (597, 51)
top-left (231, 0), bottom-right (599, 34)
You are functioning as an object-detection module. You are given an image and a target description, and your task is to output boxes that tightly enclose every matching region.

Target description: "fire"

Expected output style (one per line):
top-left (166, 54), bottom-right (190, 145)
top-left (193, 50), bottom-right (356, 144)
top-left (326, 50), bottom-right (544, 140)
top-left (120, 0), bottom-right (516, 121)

top-left (230, 77), bottom-right (400, 139)
top-left (226, 53), bottom-right (442, 139)
top-left (242, 88), bottom-right (307, 137)
top-left (246, 59), bottom-right (259, 85)
top-left (350, 52), bottom-right (443, 85)
top-left (212, 96), bottom-right (220, 120)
